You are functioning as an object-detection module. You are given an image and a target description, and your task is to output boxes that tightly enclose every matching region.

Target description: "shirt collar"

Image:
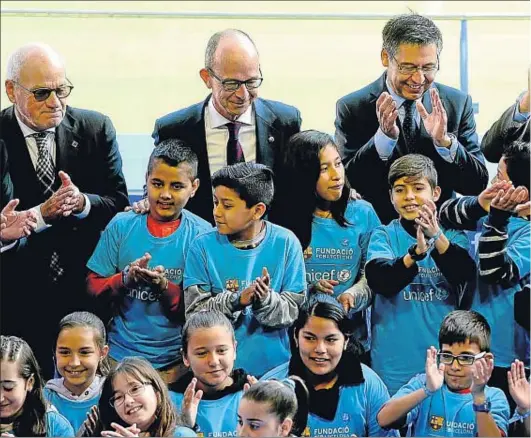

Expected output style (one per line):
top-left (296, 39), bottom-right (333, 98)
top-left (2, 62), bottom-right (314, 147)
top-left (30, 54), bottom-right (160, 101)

top-left (207, 97), bottom-right (253, 128)
top-left (14, 108), bottom-right (56, 138)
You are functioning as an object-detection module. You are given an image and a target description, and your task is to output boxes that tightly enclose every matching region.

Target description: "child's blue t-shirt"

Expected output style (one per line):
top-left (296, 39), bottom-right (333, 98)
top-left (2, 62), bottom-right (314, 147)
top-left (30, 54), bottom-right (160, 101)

top-left (261, 362), bottom-right (399, 437)
top-left (184, 221), bottom-right (306, 377)
top-left (46, 408), bottom-right (76, 437)
top-left (469, 216), bottom-right (531, 367)
top-left (367, 220), bottom-right (468, 395)
top-left (392, 374), bottom-right (509, 437)
top-left (173, 426), bottom-right (197, 437)
top-left (170, 390), bottom-right (242, 437)
top-left (44, 386), bottom-right (100, 433)
top-left (87, 210), bottom-right (211, 368)
top-left (305, 199), bottom-right (381, 350)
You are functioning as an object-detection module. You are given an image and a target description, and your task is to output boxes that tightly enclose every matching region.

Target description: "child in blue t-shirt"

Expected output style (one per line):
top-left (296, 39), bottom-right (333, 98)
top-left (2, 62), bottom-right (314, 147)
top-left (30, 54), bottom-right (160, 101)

top-left (270, 130), bottom-right (381, 355)
top-left (261, 299), bottom-right (398, 437)
top-left (44, 311), bottom-right (109, 433)
top-left (439, 141), bottom-right (531, 412)
top-left (86, 139), bottom-right (211, 383)
top-left (169, 311), bottom-right (256, 437)
top-left (0, 335), bottom-right (74, 437)
top-left (184, 162), bottom-right (306, 377)
top-left (378, 310), bottom-right (510, 437)
top-left (365, 154), bottom-right (476, 395)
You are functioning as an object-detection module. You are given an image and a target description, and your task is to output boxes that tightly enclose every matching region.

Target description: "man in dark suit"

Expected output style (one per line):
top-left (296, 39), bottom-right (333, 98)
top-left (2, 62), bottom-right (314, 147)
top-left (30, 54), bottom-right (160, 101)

top-left (152, 29), bottom-right (301, 223)
top-left (1, 43), bottom-right (128, 377)
top-left (335, 13), bottom-right (488, 224)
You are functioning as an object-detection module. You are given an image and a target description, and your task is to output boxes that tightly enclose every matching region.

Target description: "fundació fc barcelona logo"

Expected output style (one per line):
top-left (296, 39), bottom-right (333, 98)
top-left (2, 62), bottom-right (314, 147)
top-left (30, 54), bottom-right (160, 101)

top-left (303, 246), bottom-right (313, 260)
top-left (430, 415), bottom-right (444, 431)
top-left (225, 279), bottom-right (239, 292)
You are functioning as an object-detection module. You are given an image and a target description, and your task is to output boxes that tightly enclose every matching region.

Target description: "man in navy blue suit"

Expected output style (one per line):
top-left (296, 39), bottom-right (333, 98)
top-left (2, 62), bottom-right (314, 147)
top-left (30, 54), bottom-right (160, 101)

top-left (335, 13), bottom-right (488, 224)
top-left (152, 29), bottom-right (301, 223)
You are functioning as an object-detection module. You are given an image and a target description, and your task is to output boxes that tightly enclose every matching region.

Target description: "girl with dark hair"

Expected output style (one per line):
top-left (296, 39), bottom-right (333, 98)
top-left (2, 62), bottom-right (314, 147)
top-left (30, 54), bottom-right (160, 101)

top-left (43, 311), bottom-right (110, 432)
top-left (271, 130), bottom-right (381, 355)
top-left (0, 335), bottom-right (74, 436)
top-left (237, 377), bottom-right (309, 437)
top-left (169, 310), bottom-right (256, 436)
top-left (261, 301), bottom-right (398, 437)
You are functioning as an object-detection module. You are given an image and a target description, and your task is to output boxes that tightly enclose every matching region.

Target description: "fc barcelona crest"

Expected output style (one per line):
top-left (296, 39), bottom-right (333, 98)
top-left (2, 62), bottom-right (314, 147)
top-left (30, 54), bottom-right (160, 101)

top-left (303, 246), bottom-right (313, 260)
top-left (430, 415), bottom-right (444, 431)
top-left (226, 279), bottom-right (240, 292)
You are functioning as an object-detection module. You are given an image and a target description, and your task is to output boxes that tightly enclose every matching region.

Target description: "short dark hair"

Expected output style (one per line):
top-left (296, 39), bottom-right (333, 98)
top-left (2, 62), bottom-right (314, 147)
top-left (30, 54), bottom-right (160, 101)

top-left (503, 140), bottom-right (530, 192)
top-left (147, 139), bottom-right (198, 179)
top-left (383, 13), bottom-right (443, 58)
top-left (439, 310), bottom-right (491, 352)
top-left (212, 162), bottom-right (274, 209)
top-left (388, 153), bottom-right (438, 189)
top-left (205, 29), bottom-right (258, 70)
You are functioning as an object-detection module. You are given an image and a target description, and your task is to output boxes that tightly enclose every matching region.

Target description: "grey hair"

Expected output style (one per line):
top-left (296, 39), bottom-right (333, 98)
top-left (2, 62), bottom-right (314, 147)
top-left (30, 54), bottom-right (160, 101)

top-left (382, 13), bottom-right (443, 58)
top-left (6, 42), bottom-right (65, 81)
top-left (204, 29), bottom-right (258, 70)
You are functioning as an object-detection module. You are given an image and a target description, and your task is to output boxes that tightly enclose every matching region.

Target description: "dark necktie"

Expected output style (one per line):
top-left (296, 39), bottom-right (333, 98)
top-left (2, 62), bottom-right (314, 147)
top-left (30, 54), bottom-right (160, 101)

top-left (29, 132), bottom-right (64, 282)
top-left (402, 100), bottom-right (417, 149)
top-left (226, 122), bottom-right (245, 165)
top-left (31, 132), bottom-right (56, 197)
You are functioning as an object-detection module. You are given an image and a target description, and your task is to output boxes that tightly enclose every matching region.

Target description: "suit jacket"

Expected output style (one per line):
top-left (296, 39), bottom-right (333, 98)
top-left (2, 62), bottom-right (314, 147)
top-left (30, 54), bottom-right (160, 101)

top-left (335, 73), bottom-right (488, 224)
top-left (481, 102), bottom-right (530, 163)
top-left (0, 105), bottom-right (129, 315)
top-left (152, 96), bottom-right (301, 223)
top-left (1, 139), bottom-right (13, 209)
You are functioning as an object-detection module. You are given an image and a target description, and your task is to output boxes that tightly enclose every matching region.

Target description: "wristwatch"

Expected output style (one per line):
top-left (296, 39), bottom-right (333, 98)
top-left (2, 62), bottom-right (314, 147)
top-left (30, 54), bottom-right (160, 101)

top-left (408, 244), bottom-right (428, 261)
top-left (472, 399), bottom-right (491, 413)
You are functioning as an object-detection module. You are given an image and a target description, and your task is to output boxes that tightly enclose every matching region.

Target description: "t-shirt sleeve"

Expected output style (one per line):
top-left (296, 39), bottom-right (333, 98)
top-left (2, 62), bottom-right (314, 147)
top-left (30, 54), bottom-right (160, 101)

top-left (390, 374), bottom-right (425, 426)
top-left (46, 410), bottom-right (75, 437)
top-left (365, 367), bottom-right (400, 437)
top-left (281, 232), bottom-right (307, 292)
top-left (446, 229), bottom-right (470, 251)
top-left (360, 205), bottom-right (383, 263)
top-left (488, 387), bottom-right (510, 436)
top-left (86, 216), bottom-right (121, 276)
top-left (183, 237), bottom-right (211, 291)
top-left (507, 227), bottom-right (531, 279)
top-left (367, 227), bottom-right (395, 262)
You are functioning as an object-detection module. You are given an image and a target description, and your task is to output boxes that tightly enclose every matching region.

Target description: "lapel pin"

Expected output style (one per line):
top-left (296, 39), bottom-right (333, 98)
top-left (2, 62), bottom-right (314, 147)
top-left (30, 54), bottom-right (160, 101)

top-left (268, 136), bottom-right (275, 143)
top-left (71, 141), bottom-right (78, 148)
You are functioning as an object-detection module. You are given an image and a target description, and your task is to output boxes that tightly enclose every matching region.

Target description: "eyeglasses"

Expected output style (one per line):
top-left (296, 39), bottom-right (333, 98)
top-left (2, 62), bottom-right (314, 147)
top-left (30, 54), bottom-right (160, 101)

top-left (207, 68), bottom-right (263, 92)
top-left (391, 55), bottom-right (439, 76)
top-left (109, 382), bottom-right (151, 407)
top-left (13, 80), bottom-right (74, 102)
top-left (437, 351), bottom-right (486, 366)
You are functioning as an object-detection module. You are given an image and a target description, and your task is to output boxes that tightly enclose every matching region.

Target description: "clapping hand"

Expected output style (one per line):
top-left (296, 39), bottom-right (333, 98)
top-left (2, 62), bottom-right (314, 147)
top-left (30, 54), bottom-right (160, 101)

top-left (0, 199), bottom-right (37, 243)
top-left (508, 359), bottom-right (530, 412)
top-left (376, 92), bottom-right (400, 139)
top-left (491, 186), bottom-right (529, 213)
top-left (417, 88), bottom-right (450, 147)
top-left (425, 346), bottom-right (445, 393)
top-left (254, 267), bottom-right (271, 302)
top-left (101, 423), bottom-right (141, 437)
top-left (470, 355), bottom-right (494, 395)
top-left (181, 377), bottom-right (203, 429)
top-left (415, 200), bottom-right (440, 239)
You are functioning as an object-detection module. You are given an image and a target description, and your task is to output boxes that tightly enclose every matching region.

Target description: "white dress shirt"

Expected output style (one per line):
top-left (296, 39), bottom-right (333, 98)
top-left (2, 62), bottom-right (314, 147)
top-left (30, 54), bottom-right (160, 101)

top-left (204, 98), bottom-right (257, 175)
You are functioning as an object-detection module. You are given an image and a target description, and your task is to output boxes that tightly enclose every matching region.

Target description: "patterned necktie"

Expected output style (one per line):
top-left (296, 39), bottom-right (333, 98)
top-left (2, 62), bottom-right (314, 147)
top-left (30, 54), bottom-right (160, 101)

top-left (31, 132), bottom-right (56, 197)
top-left (29, 132), bottom-right (64, 282)
top-left (402, 100), bottom-right (417, 149)
top-left (226, 122), bottom-right (245, 165)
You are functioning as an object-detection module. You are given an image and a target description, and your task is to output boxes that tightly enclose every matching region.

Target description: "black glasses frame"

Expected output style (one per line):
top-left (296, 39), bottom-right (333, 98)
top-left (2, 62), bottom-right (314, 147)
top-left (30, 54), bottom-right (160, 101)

top-left (207, 68), bottom-right (263, 92)
top-left (13, 79), bottom-right (74, 102)
top-left (436, 351), bottom-right (486, 366)
top-left (391, 54), bottom-right (440, 76)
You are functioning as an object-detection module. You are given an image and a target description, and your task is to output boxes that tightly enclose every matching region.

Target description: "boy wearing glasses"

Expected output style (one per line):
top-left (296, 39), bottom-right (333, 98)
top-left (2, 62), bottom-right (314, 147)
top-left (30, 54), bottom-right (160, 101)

top-left (378, 310), bottom-right (510, 437)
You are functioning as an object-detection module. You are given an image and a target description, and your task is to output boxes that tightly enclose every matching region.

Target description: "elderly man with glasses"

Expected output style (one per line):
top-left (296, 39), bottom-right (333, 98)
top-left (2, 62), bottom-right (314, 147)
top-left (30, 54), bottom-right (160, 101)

top-left (151, 29), bottom-right (301, 224)
top-left (0, 42), bottom-right (129, 379)
top-left (335, 13), bottom-right (488, 224)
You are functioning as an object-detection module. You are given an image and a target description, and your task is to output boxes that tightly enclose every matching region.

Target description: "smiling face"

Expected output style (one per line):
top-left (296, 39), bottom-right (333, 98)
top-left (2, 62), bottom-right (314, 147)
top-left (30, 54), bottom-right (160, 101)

top-left (200, 35), bottom-right (261, 121)
top-left (0, 360), bottom-right (34, 420)
top-left (441, 340), bottom-right (484, 391)
top-left (55, 326), bottom-right (108, 396)
top-left (111, 373), bottom-right (158, 431)
top-left (382, 43), bottom-right (438, 100)
top-left (390, 176), bottom-right (441, 220)
top-left (297, 315), bottom-right (346, 377)
top-left (147, 159), bottom-right (199, 222)
top-left (237, 398), bottom-right (292, 437)
top-left (316, 145), bottom-right (345, 203)
top-left (5, 48), bottom-right (68, 131)
top-left (183, 326), bottom-right (236, 393)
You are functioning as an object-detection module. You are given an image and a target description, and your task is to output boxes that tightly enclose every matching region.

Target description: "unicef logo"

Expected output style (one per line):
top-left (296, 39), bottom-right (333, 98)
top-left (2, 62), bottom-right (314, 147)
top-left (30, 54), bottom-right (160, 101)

top-left (338, 270), bottom-right (351, 282)
top-left (435, 288), bottom-right (449, 301)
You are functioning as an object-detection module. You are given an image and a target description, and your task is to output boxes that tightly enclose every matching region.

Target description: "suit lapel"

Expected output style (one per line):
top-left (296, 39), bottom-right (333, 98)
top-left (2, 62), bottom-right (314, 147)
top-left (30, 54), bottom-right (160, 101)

top-left (254, 98), bottom-right (277, 168)
top-left (55, 108), bottom-right (82, 174)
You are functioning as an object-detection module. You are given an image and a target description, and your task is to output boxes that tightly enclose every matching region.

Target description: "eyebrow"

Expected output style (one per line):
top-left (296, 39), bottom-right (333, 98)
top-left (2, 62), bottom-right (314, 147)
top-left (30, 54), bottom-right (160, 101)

top-left (440, 350), bottom-right (476, 355)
